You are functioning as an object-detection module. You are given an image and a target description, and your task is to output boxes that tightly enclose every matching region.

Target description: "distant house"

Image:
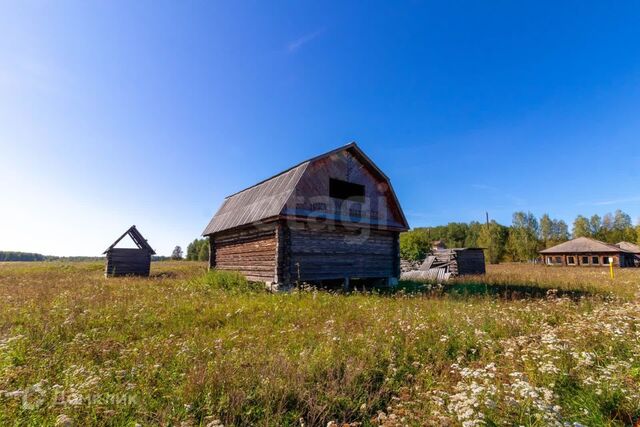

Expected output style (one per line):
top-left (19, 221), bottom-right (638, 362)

top-left (616, 241), bottom-right (640, 254)
top-left (539, 237), bottom-right (637, 267)
top-left (104, 226), bottom-right (155, 277)
top-left (616, 241), bottom-right (640, 266)
top-left (202, 143), bottom-right (409, 287)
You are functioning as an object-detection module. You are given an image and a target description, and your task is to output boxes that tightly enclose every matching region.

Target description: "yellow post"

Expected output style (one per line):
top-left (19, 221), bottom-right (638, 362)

top-left (609, 257), bottom-right (614, 279)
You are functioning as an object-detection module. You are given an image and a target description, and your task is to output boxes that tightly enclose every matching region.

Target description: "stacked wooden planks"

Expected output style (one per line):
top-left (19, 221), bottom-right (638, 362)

top-left (401, 248), bottom-right (485, 282)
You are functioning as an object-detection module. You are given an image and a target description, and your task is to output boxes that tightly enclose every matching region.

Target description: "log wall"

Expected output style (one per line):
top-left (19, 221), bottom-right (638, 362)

top-left (286, 222), bottom-right (397, 282)
top-left (105, 248), bottom-right (151, 277)
top-left (212, 225), bottom-right (277, 282)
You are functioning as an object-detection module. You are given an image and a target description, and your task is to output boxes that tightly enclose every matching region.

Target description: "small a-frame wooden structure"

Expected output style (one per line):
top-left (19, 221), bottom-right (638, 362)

top-left (104, 225), bottom-right (155, 277)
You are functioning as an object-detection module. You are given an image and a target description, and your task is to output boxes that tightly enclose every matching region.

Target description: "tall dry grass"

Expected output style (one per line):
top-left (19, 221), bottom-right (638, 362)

top-left (0, 261), bottom-right (638, 426)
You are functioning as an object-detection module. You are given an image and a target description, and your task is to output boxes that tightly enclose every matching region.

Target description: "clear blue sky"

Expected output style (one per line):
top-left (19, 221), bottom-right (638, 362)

top-left (2, 1), bottom-right (640, 256)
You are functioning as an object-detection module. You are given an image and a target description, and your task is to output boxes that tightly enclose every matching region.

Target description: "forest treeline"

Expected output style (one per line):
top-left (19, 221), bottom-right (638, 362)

top-left (186, 239), bottom-right (209, 261)
top-left (0, 251), bottom-right (47, 261)
top-left (0, 252), bottom-right (104, 262)
top-left (400, 209), bottom-right (640, 264)
top-left (0, 252), bottom-right (170, 262)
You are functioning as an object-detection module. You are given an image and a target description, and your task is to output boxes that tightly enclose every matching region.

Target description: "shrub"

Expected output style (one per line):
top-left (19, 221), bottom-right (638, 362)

top-left (192, 269), bottom-right (263, 293)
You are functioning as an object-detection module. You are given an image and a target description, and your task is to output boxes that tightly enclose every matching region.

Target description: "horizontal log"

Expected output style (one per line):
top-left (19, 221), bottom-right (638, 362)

top-left (216, 262), bottom-right (276, 270)
top-left (107, 248), bottom-right (152, 254)
top-left (214, 232), bottom-right (276, 245)
top-left (216, 238), bottom-right (276, 248)
top-left (107, 258), bottom-right (149, 263)
top-left (216, 248), bottom-right (276, 257)
top-left (106, 261), bottom-right (149, 267)
top-left (216, 254), bottom-right (275, 262)
top-left (216, 266), bottom-right (275, 273)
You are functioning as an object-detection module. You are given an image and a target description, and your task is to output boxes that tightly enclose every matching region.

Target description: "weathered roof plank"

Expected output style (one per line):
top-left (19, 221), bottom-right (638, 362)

top-left (104, 225), bottom-right (155, 255)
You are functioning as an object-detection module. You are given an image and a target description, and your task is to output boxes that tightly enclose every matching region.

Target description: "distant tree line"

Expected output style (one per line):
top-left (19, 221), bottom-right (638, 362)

top-left (185, 239), bottom-right (209, 261)
top-left (400, 209), bottom-right (640, 264)
top-left (0, 252), bottom-right (103, 262)
top-left (0, 251), bottom-right (47, 261)
top-left (0, 251), bottom-right (170, 262)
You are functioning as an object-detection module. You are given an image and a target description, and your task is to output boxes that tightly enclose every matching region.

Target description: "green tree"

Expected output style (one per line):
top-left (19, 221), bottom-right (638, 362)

top-left (541, 215), bottom-right (569, 247)
top-left (198, 240), bottom-right (210, 261)
top-left (602, 213), bottom-right (614, 235)
top-left (464, 221), bottom-right (482, 248)
top-left (399, 228), bottom-right (432, 261)
top-left (572, 215), bottom-right (591, 238)
top-left (186, 239), bottom-right (197, 260)
top-left (477, 220), bottom-right (508, 264)
top-left (506, 212), bottom-right (540, 262)
top-left (187, 238), bottom-right (211, 261)
top-left (171, 246), bottom-right (183, 260)
top-left (589, 214), bottom-right (602, 239)
top-left (608, 209), bottom-right (633, 243)
top-left (553, 220), bottom-right (570, 242)
top-left (539, 214), bottom-right (553, 246)
top-left (445, 222), bottom-right (468, 248)
top-left (613, 209), bottom-right (632, 230)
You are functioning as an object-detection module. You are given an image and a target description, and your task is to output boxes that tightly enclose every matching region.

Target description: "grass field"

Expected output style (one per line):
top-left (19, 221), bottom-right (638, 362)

top-left (0, 262), bottom-right (639, 426)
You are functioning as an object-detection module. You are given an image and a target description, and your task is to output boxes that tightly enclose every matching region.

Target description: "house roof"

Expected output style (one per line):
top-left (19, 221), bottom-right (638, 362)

top-left (616, 241), bottom-right (640, 253)
top-left (202, 142), bottom-right (408, 235)
top-left (539, 236), bottom-right (632, 254)
top-left (103, 225), bottom-right (155, 254)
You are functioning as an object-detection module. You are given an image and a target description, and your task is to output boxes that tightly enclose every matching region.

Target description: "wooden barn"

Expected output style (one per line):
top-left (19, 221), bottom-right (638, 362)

top-left (202, 143), bottom-right (409, 288)
top-left (539, 237), bottom-right (637, 268)
top-left (104, 226), bottom-right (155, 277)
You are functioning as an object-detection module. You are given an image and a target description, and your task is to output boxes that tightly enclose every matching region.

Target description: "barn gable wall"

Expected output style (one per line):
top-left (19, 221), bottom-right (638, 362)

top-left (282, 150), bottom-right (406, 230)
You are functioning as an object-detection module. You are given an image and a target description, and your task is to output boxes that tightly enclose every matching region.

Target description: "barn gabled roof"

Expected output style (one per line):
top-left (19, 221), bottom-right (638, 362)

top-left (539, 236), bottom-right (632, 254)
top-left (103, 225), bottom-right (155, 254)
top-left (202, 142), bottom-right (408, 235)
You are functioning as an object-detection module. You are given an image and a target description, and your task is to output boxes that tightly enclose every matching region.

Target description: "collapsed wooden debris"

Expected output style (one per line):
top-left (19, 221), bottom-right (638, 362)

top-left (400, 248), bottom-right (486, 283)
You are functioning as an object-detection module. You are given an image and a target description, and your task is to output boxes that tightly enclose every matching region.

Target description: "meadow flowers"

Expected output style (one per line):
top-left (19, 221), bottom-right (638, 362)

top-left (0, 262), bottom-right (639, 426)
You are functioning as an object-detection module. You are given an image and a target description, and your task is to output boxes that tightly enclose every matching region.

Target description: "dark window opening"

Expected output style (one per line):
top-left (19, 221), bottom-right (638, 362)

top-left (554, 256), bottom-right (562, 264)
top-left (591, 256), bottom-right (599, 264)
top-left (603, 256), bottom-right (610, 265)
top-left (329, 178), bottom-right (365, 202)
top-left (581, 256), bottom-right (589, 264)
top-left (567, 256), bottom-right (575, 265)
